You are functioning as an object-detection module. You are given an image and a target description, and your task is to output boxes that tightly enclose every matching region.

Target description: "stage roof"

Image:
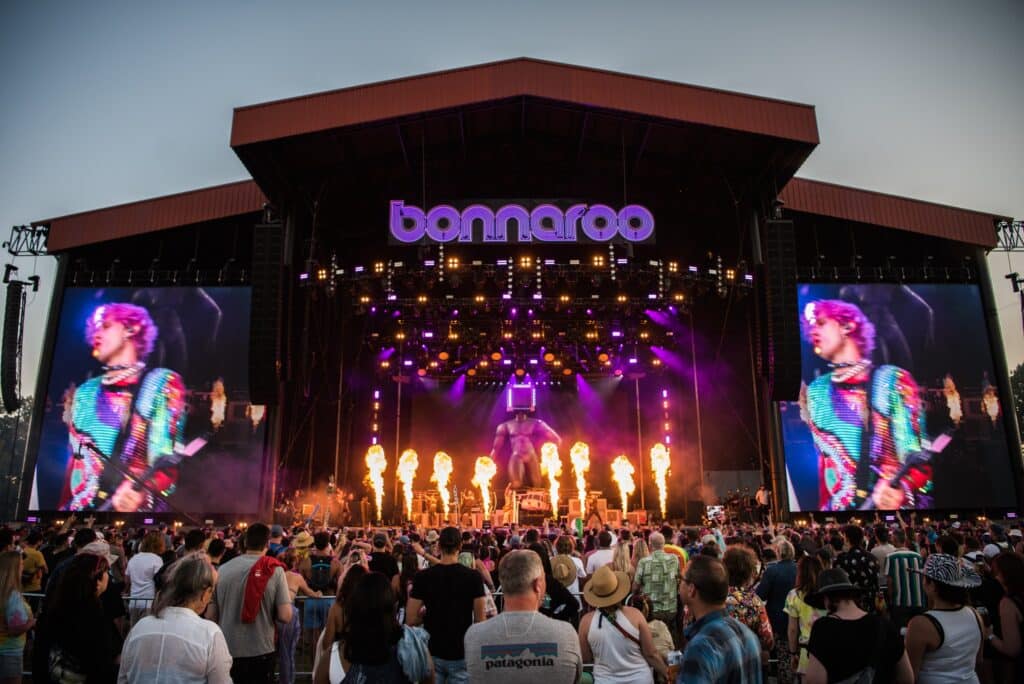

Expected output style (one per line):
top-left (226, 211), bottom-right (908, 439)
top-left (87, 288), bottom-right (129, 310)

top-left (35, 59), bottom-right (1002, 252)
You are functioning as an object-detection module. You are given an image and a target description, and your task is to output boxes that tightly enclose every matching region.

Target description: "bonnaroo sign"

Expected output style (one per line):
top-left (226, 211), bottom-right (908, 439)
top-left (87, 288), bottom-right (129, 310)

top-left (389, 200), bottom-right (655, 244)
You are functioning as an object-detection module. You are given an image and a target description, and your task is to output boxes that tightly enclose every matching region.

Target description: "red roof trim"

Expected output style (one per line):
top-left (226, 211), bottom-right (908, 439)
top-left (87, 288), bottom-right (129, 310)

top-left (41, 180), bottom-right (266, 252)
top-left (230, 57), bottom-right (820, 148)
top-left (779, 177), bottom-right (1001, 249)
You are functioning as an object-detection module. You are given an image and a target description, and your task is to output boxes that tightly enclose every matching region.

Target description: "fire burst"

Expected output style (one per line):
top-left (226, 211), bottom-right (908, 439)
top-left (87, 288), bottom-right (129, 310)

top-left (472, 456), bottom-right (497, 519)
top-left (650, 443), bottom-right (671, 519)
top-left (540, 442), bottom-right (562, 519)
top-left (432, 451), bottom-right (454, 518)
top-left (397, 449), bottom-right (419, 521)
top-left (364, 445), bottom-right (386, 522)
top-left (570, 442), bottom-right (590, 518)
top-left (611, 455), bottom-right (636, 517)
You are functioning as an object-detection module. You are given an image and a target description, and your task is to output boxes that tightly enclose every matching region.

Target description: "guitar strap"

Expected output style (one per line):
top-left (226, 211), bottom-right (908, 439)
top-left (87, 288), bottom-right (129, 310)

top-left (92, 369), bottom-right (153, 507)
top-left (853, 367), bottom-right (876, 506)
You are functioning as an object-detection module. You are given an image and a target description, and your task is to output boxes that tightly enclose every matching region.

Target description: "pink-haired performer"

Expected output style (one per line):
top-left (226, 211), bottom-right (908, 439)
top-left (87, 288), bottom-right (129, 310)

top-left (60, 303), bottom-right (186, 512)
top-left (800, 299), bottom-right (932, 511)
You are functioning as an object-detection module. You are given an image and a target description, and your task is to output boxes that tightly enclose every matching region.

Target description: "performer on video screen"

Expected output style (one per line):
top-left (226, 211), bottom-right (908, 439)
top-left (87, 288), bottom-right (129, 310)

top-left (60, 303), bottom-right (186, 512)
top-left (489, 409), bottom-right (561, 489)
top-left (800, 299), bottom-right (932, 511)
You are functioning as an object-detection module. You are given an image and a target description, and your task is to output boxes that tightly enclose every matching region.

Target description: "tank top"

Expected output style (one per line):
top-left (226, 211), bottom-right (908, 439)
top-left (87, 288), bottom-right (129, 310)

top-left (917, 606), bottom-right (982, 684)
top-left (587, 609), bottom-right (653, 684)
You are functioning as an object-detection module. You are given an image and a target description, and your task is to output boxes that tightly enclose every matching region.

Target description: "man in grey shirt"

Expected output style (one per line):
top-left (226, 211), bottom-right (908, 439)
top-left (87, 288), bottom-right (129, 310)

top-left (209, 522), bottom-right (292, 683)
top-left (464, 550), bottom-right (581, 683)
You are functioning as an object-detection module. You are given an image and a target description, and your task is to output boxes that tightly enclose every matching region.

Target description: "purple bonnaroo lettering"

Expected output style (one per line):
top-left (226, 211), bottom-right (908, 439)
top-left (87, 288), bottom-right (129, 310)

top-left (389, 200), bottom-right (655, 244)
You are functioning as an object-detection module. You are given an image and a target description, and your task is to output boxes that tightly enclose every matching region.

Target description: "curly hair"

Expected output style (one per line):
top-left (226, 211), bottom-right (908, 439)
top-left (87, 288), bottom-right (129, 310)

top-left (801, 299), bottom-right (876, 358)
top-left (85, 303), bottom-right (159, 360)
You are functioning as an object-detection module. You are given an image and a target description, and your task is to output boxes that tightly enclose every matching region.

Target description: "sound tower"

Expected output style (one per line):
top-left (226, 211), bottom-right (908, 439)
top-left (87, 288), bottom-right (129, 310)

top-left (1, 283), bottom-right (24, 413)
top-left (762, 219), bottom-right (800, 401)
top-left (249, 223), bottom-right (283, 405)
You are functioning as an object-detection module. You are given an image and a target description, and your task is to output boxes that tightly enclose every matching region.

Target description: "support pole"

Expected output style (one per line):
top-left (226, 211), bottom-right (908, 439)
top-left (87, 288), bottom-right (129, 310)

top-left (689, 308), bottom-right (706, 504)
top-left (634, 377), bottom-right (645, 510)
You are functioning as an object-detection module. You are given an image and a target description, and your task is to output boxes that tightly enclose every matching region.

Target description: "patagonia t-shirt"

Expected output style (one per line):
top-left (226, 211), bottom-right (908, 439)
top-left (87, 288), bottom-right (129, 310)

top-left (464, 611), bottom-right (581, 683)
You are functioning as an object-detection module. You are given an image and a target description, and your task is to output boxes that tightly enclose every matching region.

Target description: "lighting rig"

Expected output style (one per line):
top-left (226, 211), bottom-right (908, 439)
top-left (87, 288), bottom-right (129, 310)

top-left (303, 253), bottom-right (754, 384)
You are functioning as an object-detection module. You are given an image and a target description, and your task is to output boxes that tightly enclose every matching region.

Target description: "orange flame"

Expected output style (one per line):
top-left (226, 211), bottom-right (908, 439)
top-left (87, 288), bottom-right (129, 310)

top-left (943, 375), bottom-right (963, 425)
top-left (540, 442), bottom-right (562, 519)
top-left (650, 443), bottom-right (671, 519)
top-left (570, 441), bottom-right (590, 518)
top-left (611, 455), bottom-right (636, 517)
top-left (397, 449), bottom-right (419, 521)
top-left (431, 451), bottom-right (454, 518)
top-left (472, 456), bottom-right (497, 518)
top-left (364, 445), bottom-right (386, 522)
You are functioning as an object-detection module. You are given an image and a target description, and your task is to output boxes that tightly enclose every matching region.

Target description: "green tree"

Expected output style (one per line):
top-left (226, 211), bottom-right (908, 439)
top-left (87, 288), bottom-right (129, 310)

top-left (0, 396), bottom-right (33, 519)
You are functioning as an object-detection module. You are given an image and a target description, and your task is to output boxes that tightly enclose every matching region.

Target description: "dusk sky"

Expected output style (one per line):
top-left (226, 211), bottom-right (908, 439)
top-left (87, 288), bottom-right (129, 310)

top-left (1, 1), bottom-right (1022, 397)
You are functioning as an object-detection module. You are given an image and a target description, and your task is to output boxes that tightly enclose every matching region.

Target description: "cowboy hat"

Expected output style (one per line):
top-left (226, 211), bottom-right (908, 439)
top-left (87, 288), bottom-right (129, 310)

top-left (551, 555), bottom-right (577, 588)
top-left (583, 565), bottom-right (631, 608)
top-left (805, 568), bottom-right (860, 609)
top-left (291, 531), bottom-right (314, 549)
top-left (913, 553), bottom-right (982, 588)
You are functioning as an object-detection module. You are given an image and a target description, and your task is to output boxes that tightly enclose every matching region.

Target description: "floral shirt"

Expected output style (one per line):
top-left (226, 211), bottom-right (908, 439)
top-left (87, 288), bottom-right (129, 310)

top-left (836, 547), bottom-right (879, 610)
top-left (725, 586), bottom-right (774, 653)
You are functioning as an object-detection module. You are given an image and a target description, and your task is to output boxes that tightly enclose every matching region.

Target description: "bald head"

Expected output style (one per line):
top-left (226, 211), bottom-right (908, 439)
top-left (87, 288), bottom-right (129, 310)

top-left (649, 532), bottom-right (665, 549)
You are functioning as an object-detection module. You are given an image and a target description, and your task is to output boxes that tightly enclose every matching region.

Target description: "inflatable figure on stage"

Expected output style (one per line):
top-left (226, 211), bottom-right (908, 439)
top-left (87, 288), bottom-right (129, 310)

top-left (489, 384), bottom-right (561, 489)
top-left (800, 299), bottom-right (936, 511)
top-left (61, 303), bottom-right (186, 513)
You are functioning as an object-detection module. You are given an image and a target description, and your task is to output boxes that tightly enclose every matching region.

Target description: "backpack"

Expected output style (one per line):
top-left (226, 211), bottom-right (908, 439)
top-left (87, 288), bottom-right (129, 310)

top-left (309, 556), bottom-right (332, 592)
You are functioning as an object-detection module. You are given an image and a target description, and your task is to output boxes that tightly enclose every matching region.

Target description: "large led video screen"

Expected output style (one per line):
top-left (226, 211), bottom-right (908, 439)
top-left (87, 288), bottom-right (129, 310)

top-left (781, 283), bottom-right (1016, 512)
top-left (409, 377), bottom-right (649, 502)
top-left (30, 287), bottom-right (267, 514)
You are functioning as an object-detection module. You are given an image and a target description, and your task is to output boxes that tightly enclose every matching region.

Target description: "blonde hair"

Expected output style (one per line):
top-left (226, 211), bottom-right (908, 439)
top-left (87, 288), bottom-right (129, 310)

top-left (632, 537), bottom-right (650, 566)
top-left (612, 542), bottom-right (633, 576)
top-left (0, 551), bottom-right (22, 629)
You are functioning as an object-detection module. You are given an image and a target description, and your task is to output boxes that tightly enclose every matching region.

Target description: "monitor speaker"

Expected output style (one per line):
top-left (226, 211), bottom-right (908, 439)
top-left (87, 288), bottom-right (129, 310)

top-left (1, 283), bottom-right (24, 413)
top-left (761, 219), bottom-right (800, 401)
top-left (249, 223), bottom-right (283, 405)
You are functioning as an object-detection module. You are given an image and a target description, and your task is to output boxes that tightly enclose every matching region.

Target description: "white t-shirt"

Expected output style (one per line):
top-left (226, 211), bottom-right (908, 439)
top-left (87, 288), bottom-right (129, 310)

top-left (586, 549), bottom-right (615, 575)
top-left (126, 551), bottom-right (164, 600)
top-left (567, 557), bottom-right (586, 605)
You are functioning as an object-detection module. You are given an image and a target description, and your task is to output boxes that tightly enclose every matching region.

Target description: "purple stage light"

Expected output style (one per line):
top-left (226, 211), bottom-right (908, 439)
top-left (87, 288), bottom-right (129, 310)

top-left (403, 360), bottom-right (413, 367)
top-left (533, 292), bottom-right (542, 300)
top-left (387, 294), bottom-right (397, 301)
top-left (586, 308), bottom-right (593, 316)
top-left (422, 331), bottom-right (434, 338)
top-left (745, 274), bottom-right (754, 282)
top-left (502, 293), bottom-right (512, 299)
top-left (647, 293), bottom-right (658, 300)
top-left (299, 273), bottom-right (310, 281)
top-left (662, 389), bottom-right (668, 398)
top-left (529, 359), bottom-right (538, 365)
top-left (628, 358), bottom-right (638, 364)
top-left (510, 307), bottom-right (517, 316)
top-left (424, 260), bottom-right (435, 267)
top-left (689, 266), bottom-right (699, 273)
top-left (503, 359), bottom-right (512, 366)
top-left (143, 518), bottom-right (154, 525)
top-left (451, 310), bottom-right (459, 317)
top-left (612, 331), bottom-right (622, 338)
top-left (354, 266), bottom-right (365, 273)
top-left (527, 309), bottom-right (534, 317)
top-left (370, 306), bottom-right (377, 314)
top-left (373, 390), bottom-right (381, 400)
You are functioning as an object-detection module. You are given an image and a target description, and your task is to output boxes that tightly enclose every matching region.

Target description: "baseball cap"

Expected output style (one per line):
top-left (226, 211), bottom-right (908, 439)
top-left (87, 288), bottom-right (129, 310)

top-left (80, 540), bottom-right (117, 565)
top-left (1010, 529), bottom-right (1022, 539)
top-left (270, 525), bottom-right (284, 538)
top-left (984, 543), bottom-right (1003, 559)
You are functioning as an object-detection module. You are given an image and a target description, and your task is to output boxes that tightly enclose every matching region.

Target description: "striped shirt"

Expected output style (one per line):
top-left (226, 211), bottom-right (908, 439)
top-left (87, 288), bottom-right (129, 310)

top-left (679, 609), bottom-right (763, 684)
top-left (884, 549), bottom-right (925, 608)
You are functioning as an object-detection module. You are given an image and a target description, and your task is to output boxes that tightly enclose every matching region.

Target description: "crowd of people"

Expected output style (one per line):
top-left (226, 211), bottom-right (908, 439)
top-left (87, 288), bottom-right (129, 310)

top-left (0, 511), bottom-right (1022, 682)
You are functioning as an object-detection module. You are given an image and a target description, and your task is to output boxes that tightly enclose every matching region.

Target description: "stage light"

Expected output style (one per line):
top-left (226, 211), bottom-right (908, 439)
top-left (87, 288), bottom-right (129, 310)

top-left (429, 361), bottom-right (439, 368)
top-left (558, 294), bottom-right (570, 303)
top-left (553, 359), bottom-right (562, 367)
top-left (447, 257), bottom-right (460, 270)
top-left (468, 368), bottom-right (477, 376)
top-left (616, 294), bottom-right (627, 303)
top-left (611, 330), bottom-right (623, 338)
top-left (448, 331), bottom-right (460, 340)
top-left (531, 331), bottom-right (542, 340)
top-left (668, 261), bottom-right (679, 273)
top-left (628, 358), bottom-right (638, 364)
top-left (380, 361), bottom-right (390, 369)
top-left (491, 352), bottom-right (502, 361)
top-left (543, 352), bottom-right (555, 363)
top-left (359, 295), bottom-right (370, 304)
top-left (519, 256), bottom-right (533, 269)
top-left (651, 358), bottom-right (662, 366)
top-left (479, 360), bottom-right (489, 368)
top-left (598, 353), bottom-right (610, 363)
top-left (529, 359), bottom-right (539, 365)
top-left (395, 331), bottom-right (406, 341)
top-left (422, 331), bottom-right (434, 338)
top-left (672, 293), bottom-right (685, 302)
top-left (515, 368), bottom-right (526, 377)
top-left (585, 331), bottom-right (598, 340)
top-left (374, 262), bottom-right (385, 274)
top-left (726, 268), bottom-right (736, 281)
top-left (403, 360), bottom-right (413, 367)
top-left (593, 255), bottom-right (605, 267)
top-left (317, 268), bottom-right (328, 281)
top-left (416, 295), bottom-right (428, 303)
top-left (639, 331), bottom-right (649, 340)
top-left (439, 351), bottom-right (450, 361)
top-left (614, 368), bottom-right (623, 376)
top-left (417, 368), bottom-right (427, 377)
top-left (474, 294), bottom-right (485, 303)
top-left (562, 368), bottom-right (573, 376)
top-left (503, 331), bottom-right (514, 339)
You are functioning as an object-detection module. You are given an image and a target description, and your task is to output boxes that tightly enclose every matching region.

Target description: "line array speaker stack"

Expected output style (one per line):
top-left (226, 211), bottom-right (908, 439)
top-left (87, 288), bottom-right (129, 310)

top-left (1, 283), bottom-right (24, 413)
top-left (249, 223), bottom-right (283, 405)
top-left (761, 219), bottom-right (800, 402)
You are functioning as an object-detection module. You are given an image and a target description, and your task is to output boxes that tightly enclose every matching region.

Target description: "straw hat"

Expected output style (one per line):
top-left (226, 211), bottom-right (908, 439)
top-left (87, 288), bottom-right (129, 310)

top-left (583, 565), bottom-right (631, 608)
top-left (551, 555), bottom-right (577, 588)
top-left (291, 531), bottom-right (314, 549)
top-left (914, 553), bottom-right (982, 588)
